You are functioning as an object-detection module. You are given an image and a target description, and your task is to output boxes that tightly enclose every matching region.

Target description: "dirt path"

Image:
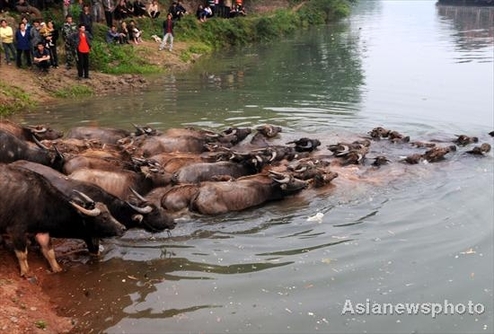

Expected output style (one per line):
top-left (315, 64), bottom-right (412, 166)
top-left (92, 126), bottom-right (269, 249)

top-left (0, 248), bottom-right (74, 334)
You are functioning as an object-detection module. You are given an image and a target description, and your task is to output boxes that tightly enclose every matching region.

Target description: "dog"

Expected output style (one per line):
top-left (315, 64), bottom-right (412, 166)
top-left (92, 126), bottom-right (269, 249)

top-left (151, 34), bottom-right (162, 43)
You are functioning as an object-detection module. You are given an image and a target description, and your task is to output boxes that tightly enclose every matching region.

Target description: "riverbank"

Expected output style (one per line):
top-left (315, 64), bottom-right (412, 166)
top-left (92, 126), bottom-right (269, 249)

top-left (0, 38), bottom-right (200, 115)
top-left (1, 0), bottom-right (355, 115)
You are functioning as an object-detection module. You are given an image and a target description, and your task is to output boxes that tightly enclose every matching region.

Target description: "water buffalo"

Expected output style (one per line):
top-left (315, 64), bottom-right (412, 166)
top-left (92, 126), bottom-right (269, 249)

top-left (189, 171), bottom-right (308, 215)
top-left (0, 130), bottom-right (64, 171)
top-left (125, 126), bottom-right (252, 157)
top-left (172, 161), bottom-right (257, 184)
top-left (39, 138), bottom-right (106, 155)
top-left (250, 125), bottom-right (283, 147)
top-left (12, 161), bottom-right (176, 234)
top-left (0, 164), bottom-right (126, 276)
top-left (286, 138), bottom-right (321, 152)
top-left (66, 126), bottom-right (132, 145)
top-left (158, 171), bottom-right (307, 215)
top-left (68, 164), bottom-right (172, 198)
top-left (0, 120), bottom-right (64, 142)
top-left (62, 153), bottom-right (136, 174)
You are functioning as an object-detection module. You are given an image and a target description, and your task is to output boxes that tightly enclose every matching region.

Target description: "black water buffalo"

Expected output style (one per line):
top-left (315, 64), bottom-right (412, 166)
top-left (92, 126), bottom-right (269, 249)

top-left (66, 126), bottom-right (132, 145)
top-left (12, 161), bottom-right (176, 234)
top-left (0, 120), bottom-right (64, 142)
top-left (0, 164), bottom-right (126, 276)
top-left (0, 130), bottom-right (64, 170)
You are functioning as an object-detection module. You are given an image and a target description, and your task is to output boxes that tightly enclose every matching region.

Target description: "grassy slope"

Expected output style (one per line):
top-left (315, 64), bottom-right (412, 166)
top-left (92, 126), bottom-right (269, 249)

top-left (0, 0), bottom-right (355, 115)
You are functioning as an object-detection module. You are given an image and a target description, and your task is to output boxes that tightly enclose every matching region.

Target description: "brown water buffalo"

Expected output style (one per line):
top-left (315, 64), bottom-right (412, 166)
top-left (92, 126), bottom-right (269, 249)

top-left (40, 138), bottom-right (106, 155)
top-left (128, 126), bottom-right (252, 157)
top-left (66, 126), bottom-right (132, 145)
top-left (466, 143), bottom-right (491, 155)
top-left (63, 155), bottom-right (132, 174)
top-left (68, 164), bottom-right (172, 198)
top-left (189, 171), bottom-right (308, 215)
top-left (0, 164), bottom-right (126, 276)
top-left (172, 161), bottom-right (257, 184)
top-left (250, 124), bottom-right (283, 147)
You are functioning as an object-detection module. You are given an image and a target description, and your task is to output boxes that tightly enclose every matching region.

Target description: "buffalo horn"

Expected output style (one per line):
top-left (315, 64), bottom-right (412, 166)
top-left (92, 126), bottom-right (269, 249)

top-left (32, 134), bottom-right (50, 150)
top-left (129, 187), bottom-right (148, 203)
top-left (72, 190), bottom-right (96, 206)
top-left (30, 126), bottom-right (47, 134)
top-left (70, 201), bottom-right (101, 217)
top-left (204, 132), bottom-right (220, 138)
top-left (127, 202), bottom-right (153, 214)
top-left (268, 151), bottom-right (277, 162)
top-left (132, 123), bottom-right (143, 132)
top-left (269, 171), bottom-right (290, 183)
top-left (294, 165), bottom-right (308, 173)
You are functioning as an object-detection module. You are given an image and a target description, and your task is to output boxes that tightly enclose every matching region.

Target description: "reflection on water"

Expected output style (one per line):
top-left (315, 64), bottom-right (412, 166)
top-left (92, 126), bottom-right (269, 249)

top-left (22, 0), bottom-right (494, 333)
top-left (437, 4), bottom-right (494, 62)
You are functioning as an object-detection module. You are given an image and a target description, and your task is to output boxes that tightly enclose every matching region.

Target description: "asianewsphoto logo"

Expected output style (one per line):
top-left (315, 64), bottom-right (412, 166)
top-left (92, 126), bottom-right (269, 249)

top-left (341, 299), bottom-right (485, 318)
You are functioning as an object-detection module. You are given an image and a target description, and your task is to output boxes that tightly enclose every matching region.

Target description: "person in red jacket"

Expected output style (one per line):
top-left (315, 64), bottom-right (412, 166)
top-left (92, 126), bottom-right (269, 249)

top-left (72, 24), bottom-right (92, 79)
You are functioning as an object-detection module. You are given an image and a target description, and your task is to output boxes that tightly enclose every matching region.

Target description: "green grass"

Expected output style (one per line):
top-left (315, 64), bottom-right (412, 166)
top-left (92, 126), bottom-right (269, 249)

top-left (53, 84), bottom-right (94, 98)
top-left (0, 82), bottom-right (36, 116)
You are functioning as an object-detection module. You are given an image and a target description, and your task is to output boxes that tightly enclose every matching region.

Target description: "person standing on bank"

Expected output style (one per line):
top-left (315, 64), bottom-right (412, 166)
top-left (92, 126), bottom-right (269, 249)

top-left (15, 22), bottom-right (32, 69)
top-left (72, 24), bottom-right (92, 79)
top-left (102, 0), bottom-right (115, 27)
top-left (159, 12), bottom-right (174, 51)
top-left (0, 19), bottom-right (17, 65)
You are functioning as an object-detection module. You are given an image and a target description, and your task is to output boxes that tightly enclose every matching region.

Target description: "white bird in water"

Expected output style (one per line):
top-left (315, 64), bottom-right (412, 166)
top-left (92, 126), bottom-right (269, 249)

top-left (307, 212), bottom-right (324, 223)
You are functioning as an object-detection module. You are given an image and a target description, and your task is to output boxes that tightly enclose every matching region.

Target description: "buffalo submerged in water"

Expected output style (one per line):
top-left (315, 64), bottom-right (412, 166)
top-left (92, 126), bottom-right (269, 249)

top-left (0, 121), bottom-right (491, 275)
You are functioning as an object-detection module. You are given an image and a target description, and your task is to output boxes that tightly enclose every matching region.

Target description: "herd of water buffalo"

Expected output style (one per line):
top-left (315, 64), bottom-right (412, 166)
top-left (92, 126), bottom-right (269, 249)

top-left (0, 120), bottom-right (492, 277)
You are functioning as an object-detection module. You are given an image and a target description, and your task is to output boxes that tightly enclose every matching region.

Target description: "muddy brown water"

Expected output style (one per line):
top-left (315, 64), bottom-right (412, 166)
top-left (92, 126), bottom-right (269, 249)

top-left (11, 1), bottom-right (494, 333)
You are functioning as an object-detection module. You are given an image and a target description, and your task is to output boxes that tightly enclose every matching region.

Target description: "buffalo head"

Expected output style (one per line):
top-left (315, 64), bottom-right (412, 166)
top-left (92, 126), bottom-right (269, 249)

top-left (269, 170), bottom-right (307, 195)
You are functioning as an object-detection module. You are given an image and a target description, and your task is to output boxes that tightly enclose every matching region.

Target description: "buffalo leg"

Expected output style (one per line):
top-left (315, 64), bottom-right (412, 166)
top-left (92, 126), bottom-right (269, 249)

top-left (85, 237), bottom-right (101, 256)
top-left (35, 233), bottom-right (63, 273)
top-left (12, 235), bottom-right (30, 277)
top-left (14, 248), bottom-right (30, 277)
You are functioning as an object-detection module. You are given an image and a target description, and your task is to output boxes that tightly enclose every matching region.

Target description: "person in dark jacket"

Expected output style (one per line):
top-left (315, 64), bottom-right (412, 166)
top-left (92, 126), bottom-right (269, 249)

top-left (43, 20), bottom-right (59, 68)
top-left (15, 22), bottom-right (32, 68)
top-left (33, 42), bottom-right (51, 72)
top-left (79, 4), bottom-right (93, 34)
top-left (159, 12), bottom-right (174, 51)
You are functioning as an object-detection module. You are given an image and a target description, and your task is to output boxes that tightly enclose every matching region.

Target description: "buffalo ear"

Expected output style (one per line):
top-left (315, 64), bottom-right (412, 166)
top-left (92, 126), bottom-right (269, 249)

top-left (131, 214), bottom-right (144, 223)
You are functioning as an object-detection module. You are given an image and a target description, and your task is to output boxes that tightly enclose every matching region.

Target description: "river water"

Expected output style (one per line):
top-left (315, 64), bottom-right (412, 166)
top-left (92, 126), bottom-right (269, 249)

top-left (13, 1), bottom-right (494, 333)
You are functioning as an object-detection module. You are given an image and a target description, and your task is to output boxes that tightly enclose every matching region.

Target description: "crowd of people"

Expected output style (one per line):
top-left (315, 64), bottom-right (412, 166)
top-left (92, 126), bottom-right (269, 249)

top-left (0, 0), bottom-right (248, 77)
top-left (0, 14), bottom-right (92, 78)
